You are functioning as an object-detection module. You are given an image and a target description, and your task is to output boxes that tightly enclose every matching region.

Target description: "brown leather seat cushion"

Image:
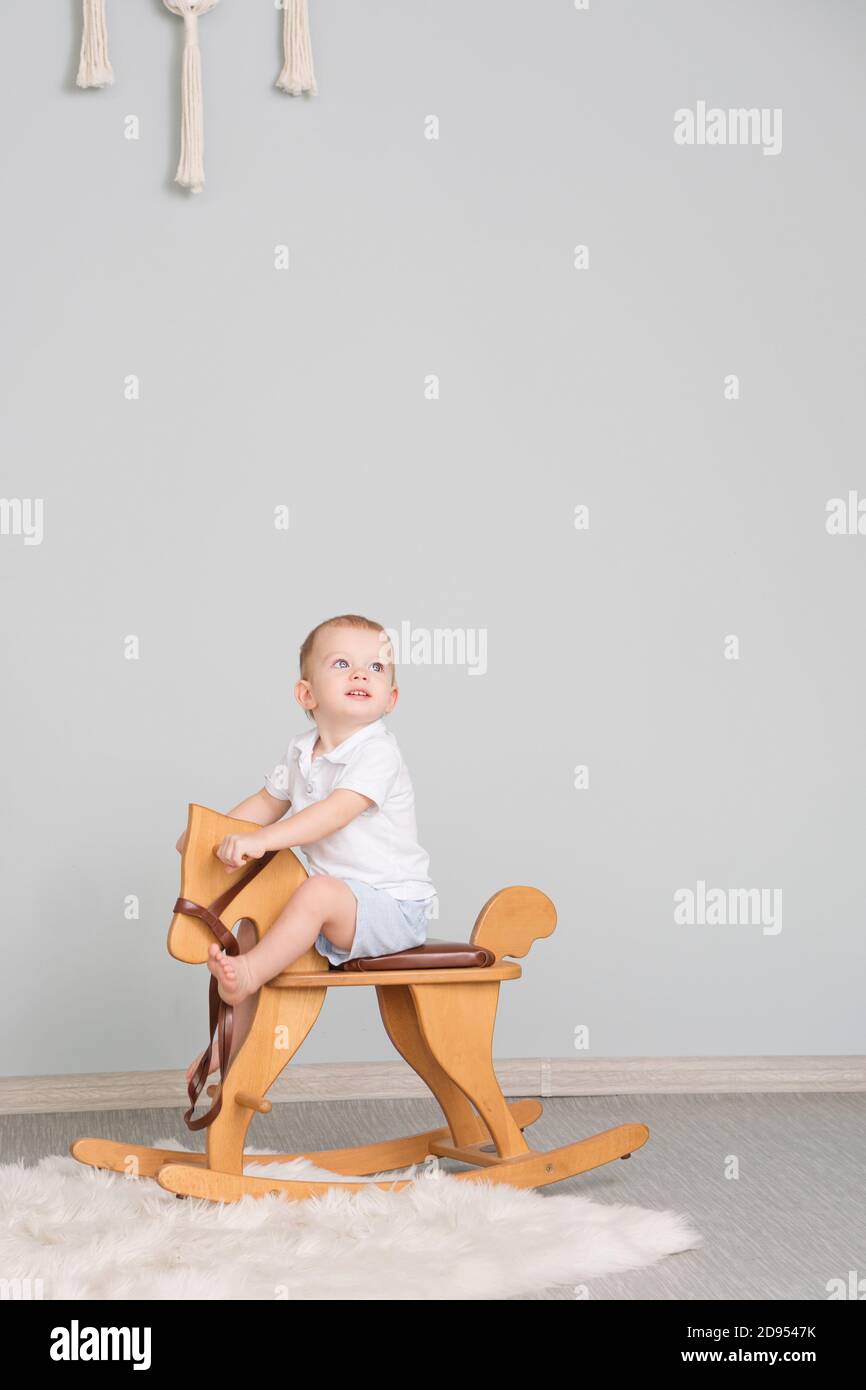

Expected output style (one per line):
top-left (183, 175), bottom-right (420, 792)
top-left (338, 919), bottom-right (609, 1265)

top-left (333, 939), bottom-right (496, 972)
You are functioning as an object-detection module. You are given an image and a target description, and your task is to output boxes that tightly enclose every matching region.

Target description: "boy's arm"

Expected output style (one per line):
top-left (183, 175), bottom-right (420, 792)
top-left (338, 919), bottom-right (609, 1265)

top-left (256, 789), bottom-right (373, 852)
top-left (226, 788), bottom-right (293, 825)
top-left (175, 788), bottom-right (289, 854)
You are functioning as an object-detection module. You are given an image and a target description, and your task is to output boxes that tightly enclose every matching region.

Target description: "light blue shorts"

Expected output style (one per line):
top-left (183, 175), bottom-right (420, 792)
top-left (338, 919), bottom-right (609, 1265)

top-left (315, 878), bottom-right (434, 968)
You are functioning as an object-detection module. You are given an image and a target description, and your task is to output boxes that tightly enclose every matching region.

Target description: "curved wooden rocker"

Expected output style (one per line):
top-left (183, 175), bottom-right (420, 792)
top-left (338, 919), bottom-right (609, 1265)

top-left (71, 804), bottom-right (649, 1202)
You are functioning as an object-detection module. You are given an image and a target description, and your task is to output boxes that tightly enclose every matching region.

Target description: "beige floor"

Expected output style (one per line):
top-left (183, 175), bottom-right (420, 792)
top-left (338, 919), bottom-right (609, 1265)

top-left (2, 1091), bottom-right (863, 1300)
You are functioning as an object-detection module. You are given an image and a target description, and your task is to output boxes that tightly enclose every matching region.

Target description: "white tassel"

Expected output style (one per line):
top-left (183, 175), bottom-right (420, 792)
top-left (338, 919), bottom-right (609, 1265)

top-left (163, 1), bottom-right (218, 194)
top-left (276, 0), bottom-right (317, 96)
top-left (77, 0), bottom-right (113, 88)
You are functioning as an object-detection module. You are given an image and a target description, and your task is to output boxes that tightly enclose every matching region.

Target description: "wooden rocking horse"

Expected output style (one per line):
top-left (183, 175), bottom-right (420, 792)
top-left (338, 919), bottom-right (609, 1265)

top-left (71, 804), bottom-right (649, 1202)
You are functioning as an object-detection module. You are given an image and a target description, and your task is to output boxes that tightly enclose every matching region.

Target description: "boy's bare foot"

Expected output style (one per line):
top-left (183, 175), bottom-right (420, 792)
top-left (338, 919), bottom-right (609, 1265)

top-left (185, 1041), bottom-right (219, 1086)
top-left (207, 942), bottom-right (257, 1006)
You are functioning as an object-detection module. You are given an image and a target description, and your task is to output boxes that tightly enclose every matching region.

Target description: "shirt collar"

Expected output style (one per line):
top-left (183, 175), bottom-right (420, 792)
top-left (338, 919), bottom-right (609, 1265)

top-left (294, 716), bottom-right (386, 771)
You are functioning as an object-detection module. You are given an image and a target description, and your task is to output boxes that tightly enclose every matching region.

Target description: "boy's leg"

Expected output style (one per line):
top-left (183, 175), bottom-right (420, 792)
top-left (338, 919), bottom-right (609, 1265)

top-left (224, 919), bottom-right (259, 1063)
top-left (208, 876), bottom-right (358, 1005)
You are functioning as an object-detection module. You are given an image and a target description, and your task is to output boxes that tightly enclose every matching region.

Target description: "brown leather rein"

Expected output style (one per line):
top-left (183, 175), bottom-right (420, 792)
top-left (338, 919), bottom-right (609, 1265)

top-left (174, 850), bottom-right (277, 1131)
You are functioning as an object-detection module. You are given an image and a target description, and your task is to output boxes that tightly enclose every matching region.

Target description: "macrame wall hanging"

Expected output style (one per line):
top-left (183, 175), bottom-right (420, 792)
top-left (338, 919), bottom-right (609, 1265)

top-left (75, 0), bottom-right (317, 193)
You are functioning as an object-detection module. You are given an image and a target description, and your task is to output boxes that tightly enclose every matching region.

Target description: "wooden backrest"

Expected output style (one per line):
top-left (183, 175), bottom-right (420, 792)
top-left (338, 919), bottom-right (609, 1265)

top-left (470, 886), bottom-right (557, 960)
top-left (166, 803), bottom-right (319, 970)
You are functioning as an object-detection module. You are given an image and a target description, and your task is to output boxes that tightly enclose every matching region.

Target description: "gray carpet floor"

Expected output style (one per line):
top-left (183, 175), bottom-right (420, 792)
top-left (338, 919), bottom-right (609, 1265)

top-left (3, 1092), bottom-right (863, 1300)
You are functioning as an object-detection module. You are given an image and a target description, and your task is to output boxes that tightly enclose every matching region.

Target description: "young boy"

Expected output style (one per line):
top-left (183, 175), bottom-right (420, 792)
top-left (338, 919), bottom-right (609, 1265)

top-left (183, 614), bottom-right (436, 1082)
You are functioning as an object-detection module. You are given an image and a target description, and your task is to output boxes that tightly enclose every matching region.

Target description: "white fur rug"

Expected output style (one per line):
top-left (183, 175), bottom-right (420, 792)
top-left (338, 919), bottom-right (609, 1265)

top-left (0, 1139), bottom-right (702, 1300)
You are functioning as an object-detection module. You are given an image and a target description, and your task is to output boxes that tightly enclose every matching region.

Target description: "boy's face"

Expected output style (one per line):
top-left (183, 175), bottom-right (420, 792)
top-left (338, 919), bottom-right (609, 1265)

top-left (297, 625), bottom-right (398, 725)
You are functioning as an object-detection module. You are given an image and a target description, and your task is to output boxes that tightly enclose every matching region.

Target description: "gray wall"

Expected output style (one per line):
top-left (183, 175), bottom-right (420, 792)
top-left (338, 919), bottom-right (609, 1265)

top-left (2, 0), bottom-right (863, 1077)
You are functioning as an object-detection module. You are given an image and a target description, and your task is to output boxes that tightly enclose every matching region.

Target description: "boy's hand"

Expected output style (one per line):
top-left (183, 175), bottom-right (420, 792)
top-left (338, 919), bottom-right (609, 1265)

top-left (175, 831), bottom-right (187, 855)
top-left (214, 833), bottom-right (267, 872)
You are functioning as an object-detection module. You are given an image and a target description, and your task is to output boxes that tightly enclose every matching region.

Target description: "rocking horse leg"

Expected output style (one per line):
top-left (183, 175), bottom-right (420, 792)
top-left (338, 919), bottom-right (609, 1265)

top-left (408, 982), bottom-right (530, 1160)
top-left (206, 982), bottom-right (327, 1176)
top-left (377, 985), bottom-right (509, 1149)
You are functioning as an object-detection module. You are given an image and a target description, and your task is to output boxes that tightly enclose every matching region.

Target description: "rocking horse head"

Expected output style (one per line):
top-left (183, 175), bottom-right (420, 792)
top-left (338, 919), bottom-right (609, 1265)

top-left (167, 803), bottom-right (308, 964)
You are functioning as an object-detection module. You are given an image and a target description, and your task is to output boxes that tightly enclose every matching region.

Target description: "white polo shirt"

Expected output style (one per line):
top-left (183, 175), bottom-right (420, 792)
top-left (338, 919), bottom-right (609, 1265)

top-left (263, 717), bottom-right (436, 903)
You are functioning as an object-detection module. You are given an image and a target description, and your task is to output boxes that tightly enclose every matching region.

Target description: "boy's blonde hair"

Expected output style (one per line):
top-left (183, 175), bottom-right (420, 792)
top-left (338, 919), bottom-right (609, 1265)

top-left (299, 615), bottom-right (395, 722)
